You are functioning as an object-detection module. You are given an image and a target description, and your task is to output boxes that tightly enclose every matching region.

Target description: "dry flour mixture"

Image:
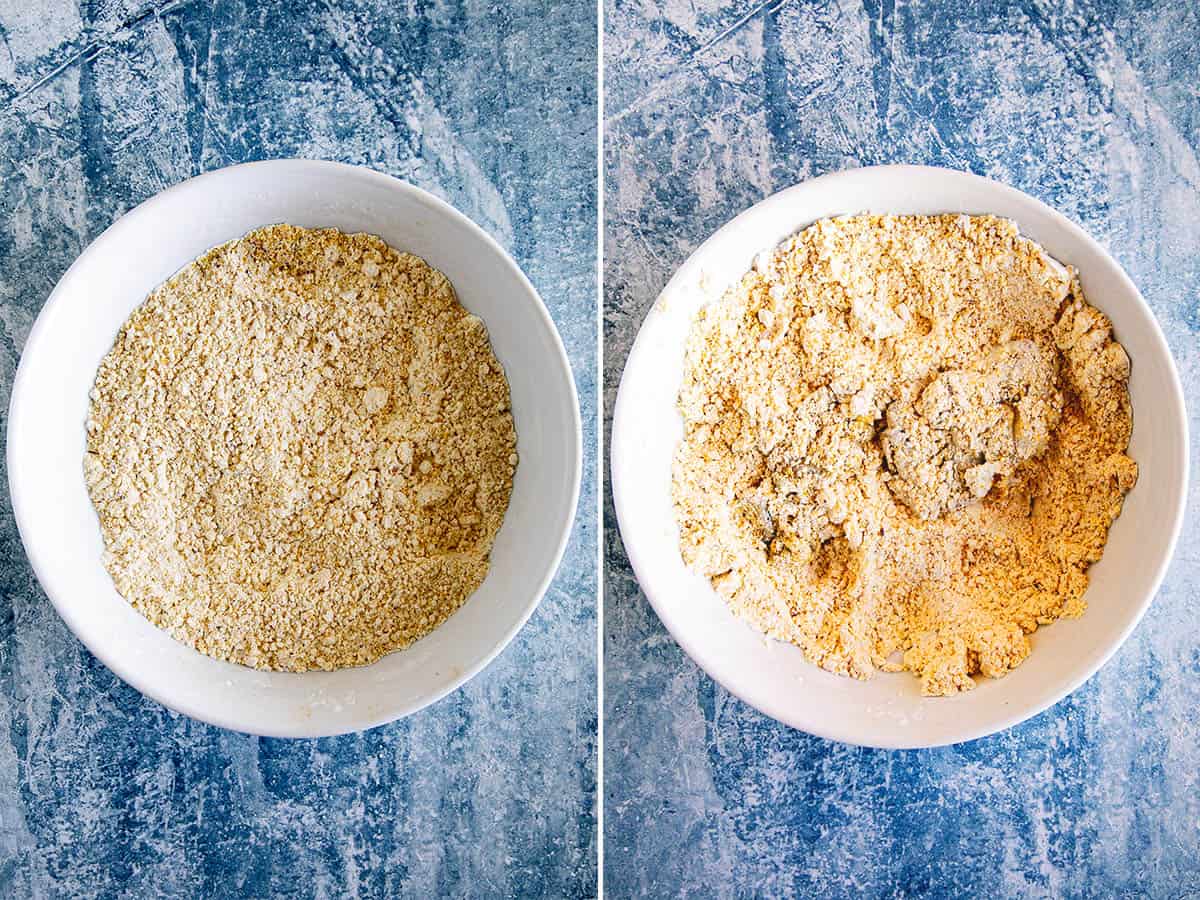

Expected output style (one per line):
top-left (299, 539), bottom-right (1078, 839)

top-left (85, 225), bottom-right (517, 671)
top-left (673, 214), bottom-right (1135, 695)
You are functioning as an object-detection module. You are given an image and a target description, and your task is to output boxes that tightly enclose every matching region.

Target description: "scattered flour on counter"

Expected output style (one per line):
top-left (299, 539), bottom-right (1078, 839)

top-left (673, 214), bottom-right (1135, 695)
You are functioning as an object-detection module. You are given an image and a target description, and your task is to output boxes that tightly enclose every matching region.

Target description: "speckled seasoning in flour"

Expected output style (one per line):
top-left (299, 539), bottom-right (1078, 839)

top-left (84, 225), bottom-right (517, 672)
top-left (673, 214), bottom-right (1136, 696)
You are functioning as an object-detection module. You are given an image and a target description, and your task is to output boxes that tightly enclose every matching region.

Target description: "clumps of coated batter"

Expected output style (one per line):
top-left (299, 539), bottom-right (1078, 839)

top-left (84, 225), bottom-right (517, 671)
top-left (673, 214), bottom-right (1135, 695)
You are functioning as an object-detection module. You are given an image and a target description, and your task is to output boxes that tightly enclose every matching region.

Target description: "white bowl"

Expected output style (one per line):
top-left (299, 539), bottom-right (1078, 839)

top-left (8, 160), bottom-right (581, 737)
top-left (611, 165), bottom-right (1188, 749)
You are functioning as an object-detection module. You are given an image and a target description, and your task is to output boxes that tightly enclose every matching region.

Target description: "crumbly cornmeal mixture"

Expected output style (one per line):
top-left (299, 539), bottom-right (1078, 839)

top-left (84, 225), bottom-right (517, 671)
top-left (673, 214), bottom-right (1136, 695)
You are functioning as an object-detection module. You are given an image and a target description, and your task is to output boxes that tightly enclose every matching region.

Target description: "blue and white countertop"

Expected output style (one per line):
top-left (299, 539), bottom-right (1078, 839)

top-left (0, 1), bottom-right (597, 895)
top-left (604, 1), bottom-right (1200, 895)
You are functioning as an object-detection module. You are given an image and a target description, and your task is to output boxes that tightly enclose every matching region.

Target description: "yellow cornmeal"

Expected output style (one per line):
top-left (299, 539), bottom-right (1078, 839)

top-left (673, 214), bottom-right (1136, 695)
top-left (84, 225), bottom-right (517, 671)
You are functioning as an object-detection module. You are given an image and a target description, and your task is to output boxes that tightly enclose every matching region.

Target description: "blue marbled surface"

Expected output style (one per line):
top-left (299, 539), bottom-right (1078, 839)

top-left (0, 1), bottom-right (596, 896)
top-left (604, 0), bottom-right (1199, 896)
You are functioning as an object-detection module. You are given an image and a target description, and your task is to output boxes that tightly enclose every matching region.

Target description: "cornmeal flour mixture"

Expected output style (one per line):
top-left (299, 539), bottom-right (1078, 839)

top-left (673, 214), bottom-right (1135, 695)
top-left (85, 225), bottom-right (517, 671)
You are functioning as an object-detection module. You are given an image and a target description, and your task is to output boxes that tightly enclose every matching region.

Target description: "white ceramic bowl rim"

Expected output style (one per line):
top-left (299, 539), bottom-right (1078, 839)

top-left (611, 164), bottom-right (1189, 748)
top-left (8, 160), bottom-right (582, 737)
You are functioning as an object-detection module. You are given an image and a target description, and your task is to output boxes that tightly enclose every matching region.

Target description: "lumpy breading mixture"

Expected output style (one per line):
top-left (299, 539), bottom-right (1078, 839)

top-left (84, 225), bottom-right (517, 671)
top-left (673, 215), bottom-right (1136, 695)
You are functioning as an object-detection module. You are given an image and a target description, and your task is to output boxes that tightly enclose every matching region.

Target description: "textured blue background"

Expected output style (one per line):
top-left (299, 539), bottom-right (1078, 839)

top-left (605, 1), bottom-right (1199, 896)
top-left (0, 1), bottom-right (596, 896)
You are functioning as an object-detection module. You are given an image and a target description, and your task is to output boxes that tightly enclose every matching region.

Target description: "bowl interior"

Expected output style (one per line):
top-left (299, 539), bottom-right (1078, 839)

top-left (611, 165), bottom-right (1187, 748)
top-left (8, 160), bottom-right (580, 737)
